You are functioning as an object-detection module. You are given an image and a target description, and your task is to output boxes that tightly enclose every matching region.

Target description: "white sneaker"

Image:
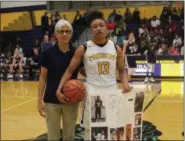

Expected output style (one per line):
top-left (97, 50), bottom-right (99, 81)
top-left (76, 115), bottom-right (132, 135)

top-left (20, 74), bottom-right (23, 78)
top-left (149, 77), bottom-right (155, 82)
top-left (144, 77), bottom-right (149, 83)
top-left (8, 73), bottom-right (13, 79)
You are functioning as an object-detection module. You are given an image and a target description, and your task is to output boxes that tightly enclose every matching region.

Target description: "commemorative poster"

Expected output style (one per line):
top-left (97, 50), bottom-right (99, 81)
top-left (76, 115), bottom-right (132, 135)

top-left (87, 88), bottom-right (145, 140)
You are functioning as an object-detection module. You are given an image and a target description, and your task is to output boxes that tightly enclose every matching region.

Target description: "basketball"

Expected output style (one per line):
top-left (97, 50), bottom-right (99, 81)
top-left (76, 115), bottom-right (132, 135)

top-left (62, 79), bottom-right (86, 103)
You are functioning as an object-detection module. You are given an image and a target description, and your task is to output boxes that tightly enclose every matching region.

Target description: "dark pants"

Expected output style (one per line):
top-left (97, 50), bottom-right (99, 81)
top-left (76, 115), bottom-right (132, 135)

top-left (95, 107), bottom-right (101, 120)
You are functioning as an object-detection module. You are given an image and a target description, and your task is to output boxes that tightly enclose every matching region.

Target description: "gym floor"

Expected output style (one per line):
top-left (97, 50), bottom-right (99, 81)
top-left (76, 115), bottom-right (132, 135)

top-left (1, 79), bottom-right (184, 140)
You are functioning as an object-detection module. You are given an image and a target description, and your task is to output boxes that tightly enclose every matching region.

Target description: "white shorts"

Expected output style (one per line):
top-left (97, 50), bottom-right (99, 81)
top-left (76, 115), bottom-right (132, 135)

top-left (147, 63), bottom-right (155, 73)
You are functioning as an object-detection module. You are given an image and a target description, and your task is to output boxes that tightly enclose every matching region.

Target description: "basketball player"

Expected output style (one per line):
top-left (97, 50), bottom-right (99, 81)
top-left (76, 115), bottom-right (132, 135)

top-left (122, 32), bottom-right (140, 82)
top-left (56, 11), bottom-right (132, 140)
top-left (9, 49), bottom-right (23, 78)
top-left (95, 96), bottom-right (103, 122)
top-left (38, 19), bottom-right (81, 140)
top-left (144, 37), bottom-right (157, 83)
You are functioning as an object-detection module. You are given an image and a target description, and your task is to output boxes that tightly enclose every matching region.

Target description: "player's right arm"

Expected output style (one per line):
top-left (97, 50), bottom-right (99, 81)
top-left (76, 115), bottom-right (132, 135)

top-left (56, 45), bottom-right (85, 103)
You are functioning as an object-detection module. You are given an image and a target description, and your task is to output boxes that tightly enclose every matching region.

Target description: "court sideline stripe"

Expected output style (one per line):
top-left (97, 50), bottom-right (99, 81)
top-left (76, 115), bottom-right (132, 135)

top-left (1, 98), bottom-right (38, 113)
top-left (143, 89), bottom-right (161, 112)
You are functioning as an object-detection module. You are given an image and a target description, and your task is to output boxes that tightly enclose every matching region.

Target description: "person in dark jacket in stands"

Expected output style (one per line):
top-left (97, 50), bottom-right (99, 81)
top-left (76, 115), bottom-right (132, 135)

top-left (41, 12), bottom-right (49, 36)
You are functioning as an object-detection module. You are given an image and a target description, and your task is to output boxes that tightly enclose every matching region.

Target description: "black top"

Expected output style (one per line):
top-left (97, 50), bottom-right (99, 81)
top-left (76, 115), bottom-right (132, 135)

top-left (40, 43), bottom-right (79, 104)
top-left (0, 54), bottom-right (5, 64)
top-left (95, 99), bottom-right (102, 109)
top-left (15, 56), bottom-right (21, 64)
top-left (125, 41), bottom-right (138, 68)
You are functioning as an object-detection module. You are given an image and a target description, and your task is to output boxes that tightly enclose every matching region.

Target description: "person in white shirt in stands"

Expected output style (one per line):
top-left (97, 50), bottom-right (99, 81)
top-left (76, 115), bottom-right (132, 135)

top-left (14, 45), bottom-right (23, 56)
top-left (173, 34), bottom-right (182, 47)
top-left (151, 16), bottom-right (160, 29)
top-left (9, 49), bottom-right (23, 78)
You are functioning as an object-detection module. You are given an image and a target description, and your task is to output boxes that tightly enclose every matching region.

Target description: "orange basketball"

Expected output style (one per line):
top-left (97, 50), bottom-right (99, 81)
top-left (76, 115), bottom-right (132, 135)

top-left (62, 79), bottom-right (86, 103)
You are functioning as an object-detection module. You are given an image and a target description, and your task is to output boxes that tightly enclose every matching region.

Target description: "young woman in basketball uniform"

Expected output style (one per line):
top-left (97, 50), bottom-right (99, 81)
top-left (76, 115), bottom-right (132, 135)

top-left (144, 37), bottom-right (157, 83)
top-left (122, 32), bottom-right (140, 82)
top-left (9, 50), bottom-right (23, 78)
top-left (56, 11), bottom-right (132, 140)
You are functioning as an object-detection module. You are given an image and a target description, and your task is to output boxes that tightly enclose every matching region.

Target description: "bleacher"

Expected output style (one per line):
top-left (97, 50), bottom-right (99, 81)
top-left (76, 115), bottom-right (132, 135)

top-left (0, 1), bottom-right (184, 81)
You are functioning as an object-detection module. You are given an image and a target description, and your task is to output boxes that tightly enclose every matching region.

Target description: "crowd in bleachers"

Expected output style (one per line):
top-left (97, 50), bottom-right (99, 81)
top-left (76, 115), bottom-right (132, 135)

top-left (107, 5), bottom-right (184, 56)
top-left (0, 4), bottom-right (184, 81)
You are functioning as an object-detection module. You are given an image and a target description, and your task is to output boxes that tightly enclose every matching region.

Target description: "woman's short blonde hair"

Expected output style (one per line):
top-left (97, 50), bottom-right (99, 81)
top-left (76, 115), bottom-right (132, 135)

top-left (54, 19), bottom-right (73, 34)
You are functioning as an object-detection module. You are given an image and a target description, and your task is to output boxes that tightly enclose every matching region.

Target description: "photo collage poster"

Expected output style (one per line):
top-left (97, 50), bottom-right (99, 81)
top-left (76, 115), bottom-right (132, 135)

top-left (88, 88), bottom-right (145, 140)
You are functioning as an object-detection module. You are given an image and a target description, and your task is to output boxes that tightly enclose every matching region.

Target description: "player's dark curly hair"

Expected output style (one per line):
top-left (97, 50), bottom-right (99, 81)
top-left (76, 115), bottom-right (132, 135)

top-left (86, 10), bottom-right (105, 26)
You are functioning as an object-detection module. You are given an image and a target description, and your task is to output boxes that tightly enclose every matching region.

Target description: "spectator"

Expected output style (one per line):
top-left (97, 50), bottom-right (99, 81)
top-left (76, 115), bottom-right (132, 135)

top-left (29, 47), bottom-right (41, 80)
top-left (124, 8), bottom-right (132, 24)
top-left (151, 16), bottom-right (161, 29)
top-left (173, 34), bottom-right (182, 47)
top-left (50, 12), bottom-right (56, 33)
top-left (4, 42), bottom-right (14, 55)
top-left (180, 8), bottom-right (184, 22)
top-left (41, 12), bottom-right (49, 36)
top-left (14, 44), bottom-right (23, 56)
top-left (138, 24), bottom-right (149, 38)
top-left (55, 11), bottom-right (61, 24)
top-left (10, 49), bottom-right (24, 78)
top-left (132, 8), bottom-right (141, 24)
top-left (157, 44), bottom-right (169, 55)
top-left (171, 6), bottom-right (179, 21)
top-left (63, 14), bottom-right (68, 20)
top-left (73, 10), bottom-right (82, 25)
top-left (50, 34), bottom-right (57, 46)
top-left (41, 35), bottom-right (52, 52)
top-left (160, 6), bottom-right (169, 22)
top-left (33, 39), bottom-right (41, 52)
top-left (108, 9), bottom-right (117, 22)
top-left (114, 16), bottom-right (126, 38)
top-left (169, 45), bottom-right (180, 55)
top-left (181, 45), bottom-right (184, 55)
top-left (166, 20), bottom-right (176, 34)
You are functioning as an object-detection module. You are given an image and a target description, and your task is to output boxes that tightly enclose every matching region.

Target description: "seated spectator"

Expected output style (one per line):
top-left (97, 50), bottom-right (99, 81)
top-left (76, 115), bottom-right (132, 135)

top-left (4, 42), bottom-right (14, 55)
top-left (181, 45), bottom-right (184, 55)
top-left (173, 34), bottom-right (182, 47)
top-left (29, 47), bottom-right (41, 80)
top-left (109, 32), bottom-right (117, 44)
top-left (9, 49), bottom-right (23, 78)
top-left (151, 16), bottom-right (161, 29)
top-left (169, 45), bottom-right (180, 55)
top-left (107, 20), bottom-right (115, 30)
top-left (14, 44), bottom-right (23, 56)
top-left (41, 35), bottom-right (52, 52)
top-left (139, 24), bottom-right (149, 38)
top-left (157, 44), bottom-right (169, 55)
top-left (50, 34), bottom-right (57, 46)
top-left (33, 39), bottom-right (41, 53)
top-left (166, 20), bottom-right (176, 33)
top-left (124, 8), bottom-right (132, 24)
